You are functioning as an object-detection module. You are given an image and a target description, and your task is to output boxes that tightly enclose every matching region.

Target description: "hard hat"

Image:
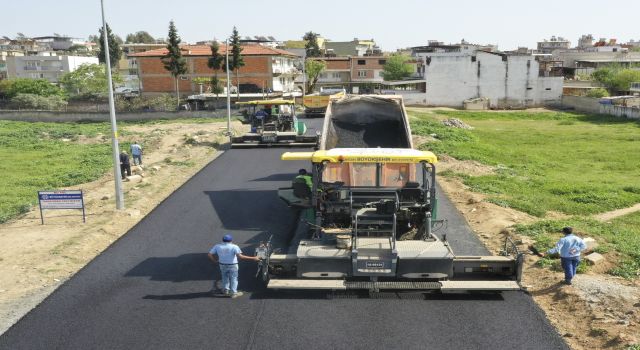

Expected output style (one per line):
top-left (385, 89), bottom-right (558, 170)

top-left (223, 234), bottom-right (233, 242)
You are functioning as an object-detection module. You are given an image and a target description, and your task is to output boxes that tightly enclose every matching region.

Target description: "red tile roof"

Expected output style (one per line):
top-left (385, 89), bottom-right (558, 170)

top-left (129, 44), bottom-right (298, 57)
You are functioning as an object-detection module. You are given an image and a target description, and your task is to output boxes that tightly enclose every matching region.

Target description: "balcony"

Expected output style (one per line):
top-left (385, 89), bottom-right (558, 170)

top-left (272, 67), bottom-right (300, 76)
top-left (23, 66), bottom-right (63, 72)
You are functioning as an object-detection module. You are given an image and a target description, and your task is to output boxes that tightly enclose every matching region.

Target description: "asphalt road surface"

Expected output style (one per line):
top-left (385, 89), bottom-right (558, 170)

top-left (0, 119), bottom-right (567, 350)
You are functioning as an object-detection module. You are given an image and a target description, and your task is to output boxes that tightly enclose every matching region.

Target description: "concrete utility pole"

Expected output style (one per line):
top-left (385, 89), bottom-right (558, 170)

top-left (302, 52), bottom-right (306, 97)
top-left (100, 0), bottom-right (124, 209)
top-left (226, 39), bottom-right (231, 137)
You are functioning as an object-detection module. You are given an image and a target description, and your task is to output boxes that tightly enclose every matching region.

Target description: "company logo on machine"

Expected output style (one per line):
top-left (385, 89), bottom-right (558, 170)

top-left (365, 261), bottom-right (385, 268)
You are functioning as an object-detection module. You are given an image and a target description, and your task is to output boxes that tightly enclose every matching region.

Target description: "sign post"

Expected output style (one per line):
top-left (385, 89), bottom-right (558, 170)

top-left (38, 190), bottom-right (86, 224)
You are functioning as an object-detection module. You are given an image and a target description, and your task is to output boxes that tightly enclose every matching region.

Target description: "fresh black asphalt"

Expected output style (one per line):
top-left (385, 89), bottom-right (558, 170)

top-left (0, 119), bottom-right (567, 350)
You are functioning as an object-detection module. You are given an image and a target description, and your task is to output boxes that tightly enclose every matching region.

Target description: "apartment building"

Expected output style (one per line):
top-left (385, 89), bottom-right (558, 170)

top-left (6, 52), bottom-right (98, 82)
top-left (117, 43), bottom-right (167, 91)
top-left (130, 44), bottom-right (300, 95)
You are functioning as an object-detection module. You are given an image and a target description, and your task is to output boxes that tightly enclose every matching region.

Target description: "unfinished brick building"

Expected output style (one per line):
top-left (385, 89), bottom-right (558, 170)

top-left (130, 44), bottom-right (299, 96)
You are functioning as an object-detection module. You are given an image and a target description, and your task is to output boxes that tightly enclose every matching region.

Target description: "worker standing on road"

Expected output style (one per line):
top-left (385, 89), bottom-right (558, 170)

top-left (294, 169), bottom-right (313, 190)
top-left (540, 227), bottom-right (587, 285)
top-left (119, 150), bottom-right (131, 180)
top-left (130, 141), bottom-right (143, 165)
top-left (208, 234), bottom-right (260, 298)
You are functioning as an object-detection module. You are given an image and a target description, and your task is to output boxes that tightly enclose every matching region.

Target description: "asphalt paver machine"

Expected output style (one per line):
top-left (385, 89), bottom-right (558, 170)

top-left (255, 96), bottom-right (523, 293)
top-left (231, 99), bottom-right (319, 148)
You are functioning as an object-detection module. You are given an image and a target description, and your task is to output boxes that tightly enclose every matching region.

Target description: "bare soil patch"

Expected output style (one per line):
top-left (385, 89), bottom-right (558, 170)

top-left (437, 155), bottom-right (640, 350)
top-left (595, 203), bottom-right (640, 222)
top-left (0, 120), bottom-right (242, 334)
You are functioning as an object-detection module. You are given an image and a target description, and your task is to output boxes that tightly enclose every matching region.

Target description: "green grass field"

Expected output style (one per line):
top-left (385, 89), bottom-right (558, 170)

top-left (409, 109), bottom-right (640, 277)
top-left (0, 117), bottom-right (226, 224)
top-left (0, 121), bottom-right (115, 223)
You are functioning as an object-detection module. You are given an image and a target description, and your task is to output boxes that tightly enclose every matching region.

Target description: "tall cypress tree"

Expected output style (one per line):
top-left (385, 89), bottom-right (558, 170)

top-left (228, 27), bottom-right (245, 100)
top-left (208, 41), bottom-right (224, 103)
top-left (162, 20), bottom-right (188, 107)
top-left (97, 23), bottom-right (122, 68)
top-left (303, 32), bottom-right (322, 58)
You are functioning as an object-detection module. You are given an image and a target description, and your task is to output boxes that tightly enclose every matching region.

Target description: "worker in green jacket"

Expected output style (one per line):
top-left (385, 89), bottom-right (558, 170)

top-left (295, 169), bottom-right (313, 190)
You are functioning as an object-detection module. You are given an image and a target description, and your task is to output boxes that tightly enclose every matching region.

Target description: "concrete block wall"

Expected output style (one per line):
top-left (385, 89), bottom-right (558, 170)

top-left (601, 104), bottom-right (640, 119)
top-left (560, 95), bottom-right (640, 119)
top-left (560, 95), bottom-right (602, 114)
top-left (0, 110), bottom-right (228, 123)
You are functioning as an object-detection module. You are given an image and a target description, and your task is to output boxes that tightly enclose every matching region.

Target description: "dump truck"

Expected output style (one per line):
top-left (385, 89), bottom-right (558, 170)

top-left (231, 99), bottom-right (319, 148)
top-left (302, 89), bottom-right (346, 118)
top-left (255, 95), bottom-right (523, 293)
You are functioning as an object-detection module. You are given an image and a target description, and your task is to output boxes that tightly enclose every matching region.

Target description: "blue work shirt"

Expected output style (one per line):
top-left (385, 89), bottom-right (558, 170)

top-left (210, 242), bottom-right (242, 264)
top-left (547, 234), bottom-right (587, 258)
top-left (130, 144), bottom-right (142, 156)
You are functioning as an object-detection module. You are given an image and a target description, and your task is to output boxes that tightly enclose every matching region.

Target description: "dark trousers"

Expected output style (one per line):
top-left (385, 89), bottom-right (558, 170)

top-left (560, 256), bottom-right (580, 282)
top-left (132, 154), bottom-right (142, 165)
top-left (120, 164), bottom-right (131, 179)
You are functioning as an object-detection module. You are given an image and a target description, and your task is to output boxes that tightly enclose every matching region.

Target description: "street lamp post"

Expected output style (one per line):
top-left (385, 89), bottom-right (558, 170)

top-left (100, 0), bottom-right (124, 209)
top-left (226, 39), bottom-right (231, 137)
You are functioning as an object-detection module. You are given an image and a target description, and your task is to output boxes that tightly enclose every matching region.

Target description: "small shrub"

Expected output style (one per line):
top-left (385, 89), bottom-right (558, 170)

top-left (609, 258), bottom-right (640, 279)
top-left (117, 94), bottom-right (177, 112)
top-left (589, 328), bottom-right (608, 337)
top-left (9, 93), bottom-right (68, 110)
top-left (585, 88), bottom-right (609, 98)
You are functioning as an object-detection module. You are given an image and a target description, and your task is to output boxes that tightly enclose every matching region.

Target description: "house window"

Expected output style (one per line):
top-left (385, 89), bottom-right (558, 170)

top-left (378, 59), bottom-right (386, 65)
top-left (358, 70), bottom-right (367, 77)
top-left (357, 60), bottom-right (366, 65)
top-left (333, 72), bottom-right (341, 78)
top-left (180, 76), bottom-right (188, 80)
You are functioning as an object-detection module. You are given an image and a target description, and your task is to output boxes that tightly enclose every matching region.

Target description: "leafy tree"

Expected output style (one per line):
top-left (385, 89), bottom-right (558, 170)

top-left (60, 63), bottom-right (123, 98)
top-left (162, 20), bottom-right (188, 107)
top-left (97, 23), bottom-right (122, 68)
top-left (381, 54), bottom-right (414, 81)
top-left (227, 27), bottom-right (245, 100)
top-left (592, 65), bottom-right (640, 94)
top-left (87, 35), bottom-right (100, 44)
top-left (0, 78), bottom-right (66, 98)
top-left (207, 41), bottom-right (225, 102)
top-left (303, 32), bottom-right (322, 58)
top-left (305, 59), bottom-right (326, 93)
top-left (125, 31), bottom-right (156, 44)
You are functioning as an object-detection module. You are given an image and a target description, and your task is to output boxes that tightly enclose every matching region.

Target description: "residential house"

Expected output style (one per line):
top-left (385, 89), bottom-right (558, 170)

top-left (6, 52), bottom-right (98, 83)
top-left (325, 38), bottom-right (379, 56)
top-left (129, 44), bottom-right (300, 96)
top-left (32, 36), bottom-right (87, 51)
top-left (537, 36), bottom-right (571, 54)
top-left (308, 55), bottom-right (422, 95)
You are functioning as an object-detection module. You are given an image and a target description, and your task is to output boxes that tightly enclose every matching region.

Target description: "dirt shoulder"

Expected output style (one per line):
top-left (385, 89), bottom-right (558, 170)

top-left (436, 156), bottom-right (640, 350)
top-left (0, 120), bottom-right (241, 334)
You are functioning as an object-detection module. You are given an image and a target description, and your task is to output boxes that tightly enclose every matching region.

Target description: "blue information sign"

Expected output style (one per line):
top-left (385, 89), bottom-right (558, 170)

top-left (37, 190), bottom-right (85, 224)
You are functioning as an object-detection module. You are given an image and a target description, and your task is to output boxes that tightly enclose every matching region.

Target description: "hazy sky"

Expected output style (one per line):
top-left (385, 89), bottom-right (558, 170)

top-left (3, 0), bottom-right (638, 51)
